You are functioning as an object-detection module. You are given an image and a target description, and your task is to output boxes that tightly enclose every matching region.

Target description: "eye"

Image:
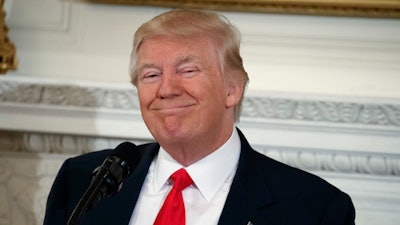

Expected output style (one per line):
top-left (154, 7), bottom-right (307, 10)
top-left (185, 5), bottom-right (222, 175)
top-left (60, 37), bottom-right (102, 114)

top-left (140, 68), bottom-right (162, 83)
top-left (179, 67), bottom-right (199, 78)
top-left (143, 73), bottom-right (161, 82)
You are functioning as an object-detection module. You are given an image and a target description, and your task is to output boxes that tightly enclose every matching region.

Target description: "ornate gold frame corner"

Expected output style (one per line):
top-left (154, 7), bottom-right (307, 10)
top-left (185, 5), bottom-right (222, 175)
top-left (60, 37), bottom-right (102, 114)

top-left (86, 0), bottom-right (400, 18)
top-left (0, 0), bottom-right (17, 74)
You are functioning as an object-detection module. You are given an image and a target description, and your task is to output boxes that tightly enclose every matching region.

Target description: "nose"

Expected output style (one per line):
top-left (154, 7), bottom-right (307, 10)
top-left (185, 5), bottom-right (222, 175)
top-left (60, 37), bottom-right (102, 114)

top-left (157, 71), bottom-right (182, 99)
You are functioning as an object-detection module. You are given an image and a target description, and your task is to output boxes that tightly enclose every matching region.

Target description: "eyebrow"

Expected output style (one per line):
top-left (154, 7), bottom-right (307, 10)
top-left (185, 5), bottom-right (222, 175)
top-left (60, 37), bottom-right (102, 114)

top-left (175, 54), bottom-right (202, 67)
top-left (137, 63), bottom-right (161, 74)
top-left (137, 54), bottom-right (203, 73)
top-left (177, 54), bottom-right (215, 75)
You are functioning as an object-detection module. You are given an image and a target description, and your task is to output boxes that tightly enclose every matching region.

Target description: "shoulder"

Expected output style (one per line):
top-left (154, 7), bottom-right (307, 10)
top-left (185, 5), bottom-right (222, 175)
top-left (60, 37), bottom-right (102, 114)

top-left (251, 150), bottom-right (355, 224)
top-left (254, 149), bottom-right (337, 192)
top-left (250, 147), bottom-right (353, 205)
top-left (237, 128), bottom-right (342, 196)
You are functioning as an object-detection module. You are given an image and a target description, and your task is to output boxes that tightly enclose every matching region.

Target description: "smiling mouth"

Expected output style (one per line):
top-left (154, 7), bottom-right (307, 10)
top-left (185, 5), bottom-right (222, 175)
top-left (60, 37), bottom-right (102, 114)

top-left (153, 104), bottom-right (196, 112)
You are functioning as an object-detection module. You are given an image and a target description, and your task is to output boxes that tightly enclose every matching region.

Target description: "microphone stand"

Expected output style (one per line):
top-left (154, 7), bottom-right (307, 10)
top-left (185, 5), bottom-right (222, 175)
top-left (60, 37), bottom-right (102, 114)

top-left (65, 142), bottom-right (139, 225)
top-left (66, 158), bottom-right (120, 225)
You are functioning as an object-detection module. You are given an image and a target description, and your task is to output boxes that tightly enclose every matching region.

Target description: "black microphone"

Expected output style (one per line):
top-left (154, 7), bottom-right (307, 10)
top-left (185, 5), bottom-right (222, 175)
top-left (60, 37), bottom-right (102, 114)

top-left (66, 142), bottom-right (141, 225)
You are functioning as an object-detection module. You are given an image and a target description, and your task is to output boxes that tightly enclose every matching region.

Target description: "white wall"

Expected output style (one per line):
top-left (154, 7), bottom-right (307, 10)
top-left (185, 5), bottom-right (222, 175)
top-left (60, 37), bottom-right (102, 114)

top-left (0, 0), bottom-right (399, 224)
top-left (5, 0), bottom-right (400, 97)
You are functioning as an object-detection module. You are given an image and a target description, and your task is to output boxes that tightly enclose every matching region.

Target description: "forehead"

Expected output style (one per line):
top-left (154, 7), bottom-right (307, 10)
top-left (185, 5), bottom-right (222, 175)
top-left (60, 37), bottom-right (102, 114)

top-left (138, 35), bottom-right (218, 62)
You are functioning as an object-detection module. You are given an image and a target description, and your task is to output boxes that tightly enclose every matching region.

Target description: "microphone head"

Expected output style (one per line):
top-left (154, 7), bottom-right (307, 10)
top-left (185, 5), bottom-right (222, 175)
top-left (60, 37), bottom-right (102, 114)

top-left (85, 142), bottom-right (141, 210)
top-left (111, 142), bottom-right (141, 178)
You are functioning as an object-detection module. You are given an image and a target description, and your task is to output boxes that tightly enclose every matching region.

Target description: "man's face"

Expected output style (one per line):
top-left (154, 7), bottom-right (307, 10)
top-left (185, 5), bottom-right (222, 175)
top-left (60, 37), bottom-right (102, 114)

top-left (135, 35), bottom-right (240, 150)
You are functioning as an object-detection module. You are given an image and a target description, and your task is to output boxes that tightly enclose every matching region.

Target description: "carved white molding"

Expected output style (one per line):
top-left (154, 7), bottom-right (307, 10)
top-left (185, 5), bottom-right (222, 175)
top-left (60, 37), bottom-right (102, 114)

top-left (255, 145), bottom-right (400, 176)
top-left (242, 95), bottom-right (400, 127)
top-left (1, 79), bottom-right (399, 128)
top-left (0, 79), bottom-right (139, 110)
top-left (1, 130), bottom-right (399, 178)
top-left (0, 130), bottom-right (150, 155)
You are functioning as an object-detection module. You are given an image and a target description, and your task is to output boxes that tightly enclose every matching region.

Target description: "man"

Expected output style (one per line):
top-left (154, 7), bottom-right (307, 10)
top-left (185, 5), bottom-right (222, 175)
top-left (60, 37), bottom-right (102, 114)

top-left (44, 9), bottom-right (355, 225)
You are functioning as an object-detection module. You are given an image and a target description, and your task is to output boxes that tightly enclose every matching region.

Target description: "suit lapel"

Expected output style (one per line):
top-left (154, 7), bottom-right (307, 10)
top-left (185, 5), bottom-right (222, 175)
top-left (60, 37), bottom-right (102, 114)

top-left (218, 128), bottom-right (274, 225)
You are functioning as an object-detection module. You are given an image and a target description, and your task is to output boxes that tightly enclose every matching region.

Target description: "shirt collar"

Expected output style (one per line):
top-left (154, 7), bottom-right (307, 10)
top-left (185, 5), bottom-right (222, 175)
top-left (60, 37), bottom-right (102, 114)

top-left (153, 128), bottom-right (241, 201)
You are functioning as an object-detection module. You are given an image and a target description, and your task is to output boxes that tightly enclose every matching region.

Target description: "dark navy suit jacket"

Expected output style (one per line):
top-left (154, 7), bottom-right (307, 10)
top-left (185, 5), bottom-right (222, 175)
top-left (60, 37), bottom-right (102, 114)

top-left (43, 129), bottom-right (355, 225)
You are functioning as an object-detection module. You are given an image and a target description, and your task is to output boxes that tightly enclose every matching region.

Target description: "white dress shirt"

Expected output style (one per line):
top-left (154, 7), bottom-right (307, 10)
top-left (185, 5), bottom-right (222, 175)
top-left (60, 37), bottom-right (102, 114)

top-left (129, 128), bottom-right (241, 225)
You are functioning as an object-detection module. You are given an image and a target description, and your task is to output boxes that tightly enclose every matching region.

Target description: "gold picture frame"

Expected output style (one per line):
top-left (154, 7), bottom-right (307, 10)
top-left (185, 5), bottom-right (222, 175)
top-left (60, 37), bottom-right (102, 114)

top-left (86, 0), bottom-right (400, 18)
top-left (1, 0), bottom-right (17, 74)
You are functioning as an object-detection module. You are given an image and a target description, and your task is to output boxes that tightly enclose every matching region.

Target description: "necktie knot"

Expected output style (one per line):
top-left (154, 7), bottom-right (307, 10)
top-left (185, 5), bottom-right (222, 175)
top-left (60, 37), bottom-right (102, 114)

top-left (170, 168), bottom-right (193, 191)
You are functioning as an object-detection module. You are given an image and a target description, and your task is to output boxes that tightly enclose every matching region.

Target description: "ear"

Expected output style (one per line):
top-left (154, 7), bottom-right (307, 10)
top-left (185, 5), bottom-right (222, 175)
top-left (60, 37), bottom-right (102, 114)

top-left (225, 81), bottom-right (244, 108)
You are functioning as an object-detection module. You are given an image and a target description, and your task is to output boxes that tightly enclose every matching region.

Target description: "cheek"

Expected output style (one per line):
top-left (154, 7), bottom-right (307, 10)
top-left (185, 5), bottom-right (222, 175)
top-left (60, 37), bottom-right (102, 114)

top-left (137, 86), bottom-right (154, 108)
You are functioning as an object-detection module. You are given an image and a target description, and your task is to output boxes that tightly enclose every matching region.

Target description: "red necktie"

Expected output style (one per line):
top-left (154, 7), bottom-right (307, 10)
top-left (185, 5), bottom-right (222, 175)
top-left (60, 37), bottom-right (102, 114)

top-left (154, 168), bottom-right (193, 225)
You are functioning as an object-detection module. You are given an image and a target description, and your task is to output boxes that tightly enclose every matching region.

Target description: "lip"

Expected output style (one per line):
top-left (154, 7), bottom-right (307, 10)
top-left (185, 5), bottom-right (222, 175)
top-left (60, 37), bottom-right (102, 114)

top-left (151, 103), bottom-right (196, 113)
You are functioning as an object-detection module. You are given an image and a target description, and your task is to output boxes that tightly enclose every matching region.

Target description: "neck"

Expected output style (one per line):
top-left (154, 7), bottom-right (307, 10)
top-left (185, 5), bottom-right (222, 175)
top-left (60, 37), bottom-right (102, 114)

top-left (162, 126), bottom-right (234, 166)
